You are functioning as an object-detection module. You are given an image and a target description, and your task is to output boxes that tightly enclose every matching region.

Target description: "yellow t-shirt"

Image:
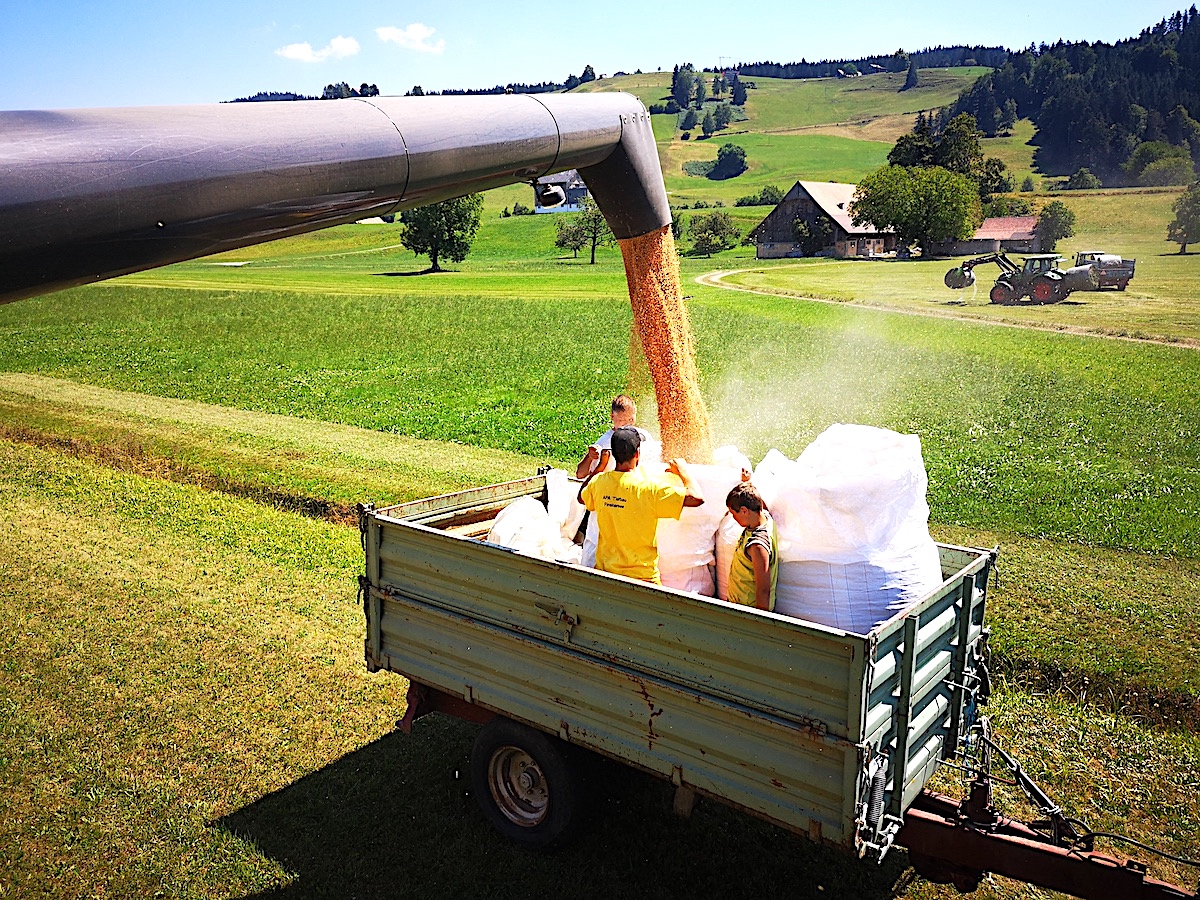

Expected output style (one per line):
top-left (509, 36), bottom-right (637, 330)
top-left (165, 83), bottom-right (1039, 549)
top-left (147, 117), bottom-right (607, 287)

top-left (581, 467), bottom-right (686, 583)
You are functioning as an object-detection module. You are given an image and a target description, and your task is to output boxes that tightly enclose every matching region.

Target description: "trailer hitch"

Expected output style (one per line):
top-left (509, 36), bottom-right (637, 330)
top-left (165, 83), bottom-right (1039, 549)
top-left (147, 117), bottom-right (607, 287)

top-left (898, 720), bottom-right (1199, 899)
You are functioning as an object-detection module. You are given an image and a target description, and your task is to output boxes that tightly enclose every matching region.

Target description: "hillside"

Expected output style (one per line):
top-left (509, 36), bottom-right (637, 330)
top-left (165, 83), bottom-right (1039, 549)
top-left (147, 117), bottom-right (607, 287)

top-left (575, 67), bottom-right (1025, 205)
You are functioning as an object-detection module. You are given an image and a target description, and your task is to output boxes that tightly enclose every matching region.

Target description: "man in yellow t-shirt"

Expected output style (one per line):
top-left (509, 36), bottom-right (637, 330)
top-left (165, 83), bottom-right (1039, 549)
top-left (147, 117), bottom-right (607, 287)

top-left (578, 426), bottom-right (704, 584)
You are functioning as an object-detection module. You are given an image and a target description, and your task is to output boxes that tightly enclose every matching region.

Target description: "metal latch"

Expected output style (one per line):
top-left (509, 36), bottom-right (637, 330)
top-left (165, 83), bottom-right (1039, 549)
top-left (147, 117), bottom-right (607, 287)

top-left (534, 601), bottom-right (579, 642)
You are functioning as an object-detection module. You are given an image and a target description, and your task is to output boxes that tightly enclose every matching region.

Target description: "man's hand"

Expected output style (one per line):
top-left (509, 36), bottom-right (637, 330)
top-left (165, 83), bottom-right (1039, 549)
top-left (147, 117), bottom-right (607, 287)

top-left (668, 458), bottom-right (705, 507)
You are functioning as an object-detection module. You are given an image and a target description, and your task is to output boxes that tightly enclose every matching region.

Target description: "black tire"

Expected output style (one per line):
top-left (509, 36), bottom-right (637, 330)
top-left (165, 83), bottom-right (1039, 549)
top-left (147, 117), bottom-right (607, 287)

top-left (471, 717), bottom-right (582, 848)
top-left (1118, 281), bottom-right (1128, 291)
top-left (989, 282), bottom-right (1014, 304)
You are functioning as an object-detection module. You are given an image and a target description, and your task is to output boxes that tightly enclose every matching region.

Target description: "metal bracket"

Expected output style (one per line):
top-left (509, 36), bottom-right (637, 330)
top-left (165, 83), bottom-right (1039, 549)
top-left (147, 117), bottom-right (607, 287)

top-left (534, 601), bottom-right (579, 642)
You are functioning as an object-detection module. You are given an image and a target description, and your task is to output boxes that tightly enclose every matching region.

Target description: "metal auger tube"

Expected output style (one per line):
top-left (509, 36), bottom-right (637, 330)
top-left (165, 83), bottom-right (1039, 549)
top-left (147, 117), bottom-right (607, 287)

top-left (0, 92), bottom-right (670, 303)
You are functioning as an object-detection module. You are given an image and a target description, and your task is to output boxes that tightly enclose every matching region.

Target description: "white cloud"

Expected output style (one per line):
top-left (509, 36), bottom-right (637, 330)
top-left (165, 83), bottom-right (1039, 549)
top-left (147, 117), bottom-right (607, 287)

top-left (376, 23), bottom-right (445, 54)
top-left (275, 35), bottom-right (360, 63)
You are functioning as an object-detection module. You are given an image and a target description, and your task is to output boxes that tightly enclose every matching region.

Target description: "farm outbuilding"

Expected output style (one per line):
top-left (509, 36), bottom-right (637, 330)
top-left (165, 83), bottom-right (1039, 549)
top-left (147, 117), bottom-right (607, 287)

top-left (931, 216), bottom-right (1040, 256)
top-left (750, 181), bottom-right (897, 259)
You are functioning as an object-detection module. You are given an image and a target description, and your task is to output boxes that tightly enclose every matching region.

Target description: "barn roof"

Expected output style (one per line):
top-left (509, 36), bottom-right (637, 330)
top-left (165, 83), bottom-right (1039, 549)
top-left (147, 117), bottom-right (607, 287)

top-left (796, 180), bottom-right (886, 235)
top-left (973, 216), bottom-right (1037, 241)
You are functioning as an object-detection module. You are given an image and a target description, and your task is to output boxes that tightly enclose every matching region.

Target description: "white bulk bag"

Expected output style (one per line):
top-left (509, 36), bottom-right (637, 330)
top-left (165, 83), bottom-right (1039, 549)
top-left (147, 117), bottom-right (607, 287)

top-left (763, 424), bottom-right (943, 632)
top-left (487, 495), bottom-right (579, 563)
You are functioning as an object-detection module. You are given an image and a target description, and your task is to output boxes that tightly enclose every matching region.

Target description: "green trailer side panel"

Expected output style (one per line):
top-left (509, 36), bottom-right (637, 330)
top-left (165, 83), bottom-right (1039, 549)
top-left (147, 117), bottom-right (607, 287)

top-left (374, 511), bottom-right (870, 739)
top-left (374, 589), bottom-right (860, 844)
top-left (363, 479), bottom-right (994, 856)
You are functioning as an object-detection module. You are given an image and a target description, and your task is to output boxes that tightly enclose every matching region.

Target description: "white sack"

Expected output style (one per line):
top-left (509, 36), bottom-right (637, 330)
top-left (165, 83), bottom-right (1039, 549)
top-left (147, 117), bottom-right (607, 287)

top-left (761, 424), bottom-right (943, 632)
top-left (487, 495), bottom-right (580, 564)
top-left (656, 463), bottom-right (744, 596)
top-left (545, 468), bottom-right (587, 542)
top-left (714, 511), bottom-right (744, 601)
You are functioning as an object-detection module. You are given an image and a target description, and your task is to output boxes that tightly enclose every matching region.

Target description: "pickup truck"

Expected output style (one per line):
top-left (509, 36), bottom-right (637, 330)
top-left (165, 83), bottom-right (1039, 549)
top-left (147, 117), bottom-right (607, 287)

top-left (1074, 250), bottom-right (1136, 290)
top-left (358, 472), bottom-right (994, 859)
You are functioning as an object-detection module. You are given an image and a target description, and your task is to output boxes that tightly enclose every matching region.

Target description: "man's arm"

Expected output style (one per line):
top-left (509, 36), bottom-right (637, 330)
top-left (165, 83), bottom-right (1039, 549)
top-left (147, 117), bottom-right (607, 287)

top-left (666, 458), bottom-right (704, 508)
top-left (577, 449), bottom-right (610, 504)
top-left (575, 445), bottom-right (600, 480)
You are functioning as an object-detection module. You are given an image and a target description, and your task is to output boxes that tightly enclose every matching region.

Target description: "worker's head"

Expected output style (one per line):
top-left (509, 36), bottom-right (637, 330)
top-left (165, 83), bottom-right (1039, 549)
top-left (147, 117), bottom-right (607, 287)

top-left (611, 395), bottom-right (636, 428)
top-left (610, 426), bottom-right (642, 465)
top-left (726, 482), bottom-right (765, 528)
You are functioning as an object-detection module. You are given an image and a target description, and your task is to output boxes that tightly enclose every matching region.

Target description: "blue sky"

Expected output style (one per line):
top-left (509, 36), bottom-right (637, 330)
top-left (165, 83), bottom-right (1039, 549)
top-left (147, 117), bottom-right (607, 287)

top-left (0, 1), bottom-right (1189, 110)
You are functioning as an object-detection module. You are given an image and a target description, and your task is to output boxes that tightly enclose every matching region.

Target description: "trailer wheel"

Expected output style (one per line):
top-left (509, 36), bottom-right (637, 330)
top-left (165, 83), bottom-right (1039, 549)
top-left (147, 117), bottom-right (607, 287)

top-left (471, 718), bottom-right (581, 848)
top-left (1118, 280), bottom-right (1128, 291)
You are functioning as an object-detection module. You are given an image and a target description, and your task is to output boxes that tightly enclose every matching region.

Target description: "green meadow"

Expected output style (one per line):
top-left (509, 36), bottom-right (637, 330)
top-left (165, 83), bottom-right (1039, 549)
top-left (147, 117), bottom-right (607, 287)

top-left (1, 70), bottom-right (1198, 898)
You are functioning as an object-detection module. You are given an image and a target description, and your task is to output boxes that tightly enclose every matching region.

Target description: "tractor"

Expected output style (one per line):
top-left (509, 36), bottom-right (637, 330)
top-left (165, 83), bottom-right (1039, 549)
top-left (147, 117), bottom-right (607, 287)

top-left (944, 252), bottom-right (1098, 304)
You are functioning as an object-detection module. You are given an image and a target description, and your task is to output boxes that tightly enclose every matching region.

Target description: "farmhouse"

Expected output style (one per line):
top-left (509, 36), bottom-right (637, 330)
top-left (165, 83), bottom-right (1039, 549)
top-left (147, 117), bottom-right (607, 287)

top-left (931, 215), bottom-right (1040, 256)
top-left (533, 169), bottom-right (589, 213)
top-left (751, 181), bottom-right (897, 259)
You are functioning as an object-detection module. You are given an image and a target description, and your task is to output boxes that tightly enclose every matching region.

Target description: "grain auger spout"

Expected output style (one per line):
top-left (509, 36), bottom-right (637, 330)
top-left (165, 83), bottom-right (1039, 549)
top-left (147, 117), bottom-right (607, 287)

top-left (0, 93), bottom-right (671, 303)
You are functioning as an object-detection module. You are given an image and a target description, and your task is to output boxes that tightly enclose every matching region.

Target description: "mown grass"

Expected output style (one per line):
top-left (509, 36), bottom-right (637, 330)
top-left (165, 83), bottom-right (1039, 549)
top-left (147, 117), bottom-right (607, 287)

top-left (4, 247), bottom-right (1197, 556)
top-left (1, 424), bottom-right (1195, 899)
top-left (662, 132), bottom-right (893, 205)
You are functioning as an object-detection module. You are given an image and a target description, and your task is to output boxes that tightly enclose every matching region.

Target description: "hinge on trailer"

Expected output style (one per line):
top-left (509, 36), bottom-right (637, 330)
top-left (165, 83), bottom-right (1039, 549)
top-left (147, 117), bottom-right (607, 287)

top-left (356, 502), bottom-right (374, 552)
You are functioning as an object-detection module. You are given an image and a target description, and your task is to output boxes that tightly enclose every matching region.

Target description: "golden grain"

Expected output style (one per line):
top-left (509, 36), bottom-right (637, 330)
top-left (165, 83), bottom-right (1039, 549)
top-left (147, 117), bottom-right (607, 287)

top-left (618, 226), bottom-right (713, 463)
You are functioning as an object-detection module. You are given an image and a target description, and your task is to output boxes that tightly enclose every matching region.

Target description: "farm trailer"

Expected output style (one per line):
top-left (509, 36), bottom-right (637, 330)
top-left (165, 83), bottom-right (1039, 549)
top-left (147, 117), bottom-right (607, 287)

top-left (359, 474), bottom-right (1196, 899)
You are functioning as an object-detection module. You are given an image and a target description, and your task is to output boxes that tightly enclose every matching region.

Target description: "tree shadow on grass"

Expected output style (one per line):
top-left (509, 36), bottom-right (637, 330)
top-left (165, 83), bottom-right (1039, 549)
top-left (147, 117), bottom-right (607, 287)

top-left (215, 715), bottom-right (914, 900)
top-left (372, 269), bottom-right (453, 277)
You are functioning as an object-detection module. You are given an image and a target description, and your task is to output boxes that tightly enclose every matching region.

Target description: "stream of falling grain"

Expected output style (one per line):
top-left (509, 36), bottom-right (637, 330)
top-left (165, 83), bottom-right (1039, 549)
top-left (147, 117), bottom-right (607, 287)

top-left (618, 226), bottom-right (713, 463)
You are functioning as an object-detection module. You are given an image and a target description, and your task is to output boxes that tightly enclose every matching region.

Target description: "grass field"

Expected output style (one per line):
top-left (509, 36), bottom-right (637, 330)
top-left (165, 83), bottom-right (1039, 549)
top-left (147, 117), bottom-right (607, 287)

top-left (2, 68), bottom-right (1199, 899)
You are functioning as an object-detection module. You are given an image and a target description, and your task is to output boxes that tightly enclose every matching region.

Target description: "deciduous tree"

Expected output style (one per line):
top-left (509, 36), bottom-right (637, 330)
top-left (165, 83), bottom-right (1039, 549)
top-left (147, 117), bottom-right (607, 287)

top-left (1036, 200), bottom-right (1076, 251)
top-left (399, 193), bottom-right (484, 272)
top-left (711, 143), bottom-right (747, 179)
top-left (1066, 167), bottom-right (1102, 189)
top-left (849, 165), bottom-right (982, 252)
top-left (1168, 181), bottom-right (1200, 253)
top-left (690, 211), bottom-right (741, 256)
top-left (554, 218), bottom-right (586, 258)
top-left (576, 198), bottom-right (615, 264)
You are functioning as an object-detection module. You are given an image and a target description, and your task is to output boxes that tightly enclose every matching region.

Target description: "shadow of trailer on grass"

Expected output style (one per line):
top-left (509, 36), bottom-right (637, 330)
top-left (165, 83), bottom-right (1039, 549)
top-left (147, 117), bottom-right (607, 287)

top-left (215, 719), bottom-right (911, 900)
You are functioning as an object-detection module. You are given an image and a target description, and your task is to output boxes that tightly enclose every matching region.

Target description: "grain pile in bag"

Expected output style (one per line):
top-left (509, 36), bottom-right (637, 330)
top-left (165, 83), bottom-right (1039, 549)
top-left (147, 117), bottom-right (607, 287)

top-left (753, 424), bottom-right (943, 633)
